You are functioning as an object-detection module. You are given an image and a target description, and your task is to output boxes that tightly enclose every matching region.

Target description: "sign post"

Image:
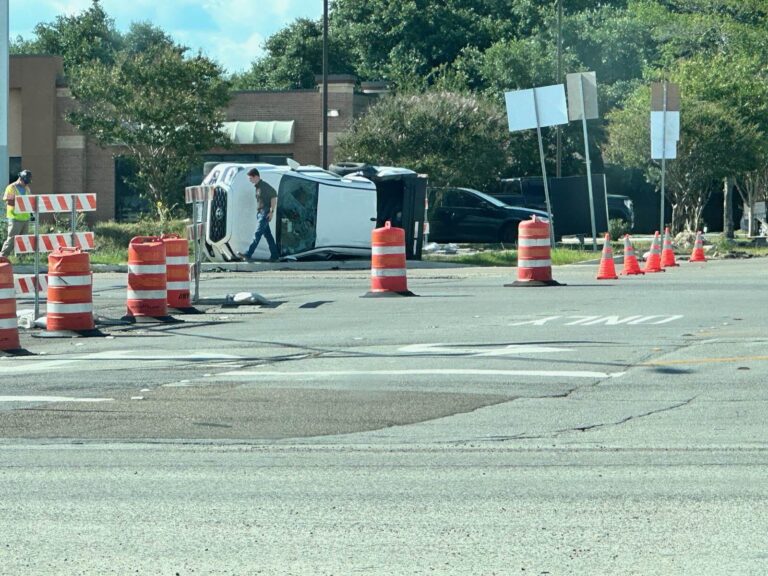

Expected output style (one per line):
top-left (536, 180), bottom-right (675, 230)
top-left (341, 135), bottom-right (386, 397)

top-left (184, 185), bottom-right (214, 304)
top-left (651, 82), bottom-right (681, 233)
top-left (505, 84), bottom-right (569, 245)
top-left (567, 71), bottom-right (600, 250)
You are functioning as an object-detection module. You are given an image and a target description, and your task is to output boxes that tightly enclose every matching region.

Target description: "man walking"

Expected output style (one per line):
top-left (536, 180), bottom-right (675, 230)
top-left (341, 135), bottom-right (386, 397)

top-left (1, 170), bottom-right (32, 258)
top-left (238, 168), bottom-right (279, 262)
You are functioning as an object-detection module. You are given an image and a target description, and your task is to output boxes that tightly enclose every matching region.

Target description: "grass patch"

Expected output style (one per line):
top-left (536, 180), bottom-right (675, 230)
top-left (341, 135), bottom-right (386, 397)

top-left (424, 246), bottom-right (596, 267)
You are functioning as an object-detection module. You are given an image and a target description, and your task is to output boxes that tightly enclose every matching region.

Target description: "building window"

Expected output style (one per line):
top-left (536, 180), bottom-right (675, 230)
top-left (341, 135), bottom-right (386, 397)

top-left (9, 157), bottom-right (21, 184)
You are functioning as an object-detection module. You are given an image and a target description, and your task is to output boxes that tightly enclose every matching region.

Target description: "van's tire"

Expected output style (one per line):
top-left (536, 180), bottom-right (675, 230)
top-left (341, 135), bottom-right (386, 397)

top-left (500, 222), bottom-right (518, 245)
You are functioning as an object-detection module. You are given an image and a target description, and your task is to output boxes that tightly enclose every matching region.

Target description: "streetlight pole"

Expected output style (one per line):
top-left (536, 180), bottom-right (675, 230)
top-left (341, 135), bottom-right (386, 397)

top-left (322, 0), bottom-right (329, 169)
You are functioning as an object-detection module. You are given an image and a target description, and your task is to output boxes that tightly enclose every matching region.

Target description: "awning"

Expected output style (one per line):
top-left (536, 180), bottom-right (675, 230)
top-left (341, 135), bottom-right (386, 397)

top-left (221, 121), bottom-right (295, 145)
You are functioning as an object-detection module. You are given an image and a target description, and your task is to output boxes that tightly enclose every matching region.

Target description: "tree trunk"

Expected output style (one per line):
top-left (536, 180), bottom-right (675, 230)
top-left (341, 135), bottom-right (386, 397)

top-left (723, 176), bottom-right (734, 239)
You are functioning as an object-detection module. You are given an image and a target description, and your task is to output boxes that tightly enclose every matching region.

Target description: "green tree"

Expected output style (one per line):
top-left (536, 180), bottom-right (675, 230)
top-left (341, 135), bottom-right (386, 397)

top-left (67, 44), bottom-right (232, 221)
top-left (604, 87), bottom-right (761, 232)
top-left (26, 0), bottom-right (120, 70)
top-left (231, 18), bottom-right (355, 90)
top-left (336, 91), bottom-right (509, 190)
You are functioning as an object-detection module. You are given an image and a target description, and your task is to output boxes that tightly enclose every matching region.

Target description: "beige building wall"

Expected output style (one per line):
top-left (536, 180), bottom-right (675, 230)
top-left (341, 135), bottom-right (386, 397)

top-left (11, 56), bottom-right (378, 221)
top-left (9, 89), bottom-right (22, 157)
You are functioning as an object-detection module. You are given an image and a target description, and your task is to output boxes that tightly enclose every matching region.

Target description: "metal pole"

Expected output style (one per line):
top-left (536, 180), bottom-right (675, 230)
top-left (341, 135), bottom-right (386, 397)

top-left (33, 199), bottom-right (40, 320)
top-left (660, 82), bottom-right (668, 234)
top-left (555, 0), bottom-right (563, 178)
top-left (533, 89), bottom-right (556, 246)
top-left (0, 0), bottom-right (9, 190)
top-left (579, 75), bottom-right (597, 251)
top-left (322, 0), bottom-right (329, 169)
top-left (71, 194), bottom-right (77, 247)
top-left (192, 201), bottom-right (200, 304)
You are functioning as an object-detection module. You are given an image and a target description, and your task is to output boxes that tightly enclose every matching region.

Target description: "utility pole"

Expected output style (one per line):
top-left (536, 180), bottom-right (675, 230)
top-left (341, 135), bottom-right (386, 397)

top-left (555, 0), bottom-right (562, 178)
top-left (322, 0), bottom-right (329, 169)
top-left (0, 0), bottom-right (8, 188)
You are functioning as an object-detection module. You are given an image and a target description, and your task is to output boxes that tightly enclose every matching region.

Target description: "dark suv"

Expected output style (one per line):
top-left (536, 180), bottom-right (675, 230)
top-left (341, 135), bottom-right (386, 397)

top-left (427, 187), bottom-right (549, 244)
top-left (493, 176), bottom-right (634, 231)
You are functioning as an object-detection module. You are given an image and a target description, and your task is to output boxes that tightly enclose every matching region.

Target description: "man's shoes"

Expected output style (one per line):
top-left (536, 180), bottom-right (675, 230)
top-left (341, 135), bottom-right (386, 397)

top-left (269, 257), bottom-right (280, 262)
top-left (236, 252), bottom-right (253, 262)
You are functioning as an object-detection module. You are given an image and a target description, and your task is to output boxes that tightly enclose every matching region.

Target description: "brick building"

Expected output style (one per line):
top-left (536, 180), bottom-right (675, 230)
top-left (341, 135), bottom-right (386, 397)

top-left (9, 55), bottom-right (379, 222)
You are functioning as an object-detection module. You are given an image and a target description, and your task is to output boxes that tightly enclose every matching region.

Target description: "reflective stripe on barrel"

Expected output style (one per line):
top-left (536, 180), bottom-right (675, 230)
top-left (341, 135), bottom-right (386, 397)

top-left (126, 236), bottom-right (167, 318)
top-left (516, 216), bottom-right (553, 282)
top-left (47, 247), bottom-right (94, 331)
top-left (370, 222), bottom-right (408, 293)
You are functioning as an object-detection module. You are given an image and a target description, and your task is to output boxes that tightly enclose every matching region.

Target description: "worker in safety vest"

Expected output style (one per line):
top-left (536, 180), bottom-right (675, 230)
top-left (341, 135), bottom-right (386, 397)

top-left (1, 170), bottom-right (32, 258)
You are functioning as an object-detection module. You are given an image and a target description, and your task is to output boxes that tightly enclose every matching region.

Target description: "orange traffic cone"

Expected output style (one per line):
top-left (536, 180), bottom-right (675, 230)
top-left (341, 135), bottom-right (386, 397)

top-left (643, 231), bottom-right (664, 273)
top-left (689, 230), bottom-right (707, 262)
top-left (621, 235), bottom-right (644, 275)
top-left (596, 233), bottom-right (618, 280)
top-left (661, 227), bottom-right (679, 267)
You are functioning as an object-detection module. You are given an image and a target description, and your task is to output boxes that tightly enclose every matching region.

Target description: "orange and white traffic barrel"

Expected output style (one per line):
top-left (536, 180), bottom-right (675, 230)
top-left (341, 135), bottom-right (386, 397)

top-left (125, 236), bottom-right (168, 319)
top-left (161, 234), bottom-right (191, 309)
top-left (507, 216), bottom-right (562, 287)
top-left (47, 247), bottom-right (94, 332)
top-left (365, 221), bottom-right (415, 297)
top-left (0, 257), bottom-right (21, 350)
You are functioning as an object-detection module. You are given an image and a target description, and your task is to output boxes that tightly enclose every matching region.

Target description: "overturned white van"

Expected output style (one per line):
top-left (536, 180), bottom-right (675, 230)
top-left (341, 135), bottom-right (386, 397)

top-left (201, 163), bottom-right (378, 262)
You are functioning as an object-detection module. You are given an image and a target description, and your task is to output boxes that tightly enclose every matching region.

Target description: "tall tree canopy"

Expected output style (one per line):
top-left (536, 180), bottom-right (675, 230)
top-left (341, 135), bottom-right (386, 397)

top-left (67, 44), bottom-right (231, 220)
top-left (336, 91), bottom-right (509, 190)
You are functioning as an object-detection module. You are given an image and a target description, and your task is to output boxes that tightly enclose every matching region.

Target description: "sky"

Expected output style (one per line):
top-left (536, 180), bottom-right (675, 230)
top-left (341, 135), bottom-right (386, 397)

top-left (9, 0), bottom-right (324, 74)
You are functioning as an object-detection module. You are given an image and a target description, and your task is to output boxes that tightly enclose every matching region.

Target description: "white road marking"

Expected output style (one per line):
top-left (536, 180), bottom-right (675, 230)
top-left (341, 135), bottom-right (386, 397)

top-left (0, 396), bottom-right (113, 403)
top-left (510, 315), bottom-right (684, 326)
top-left (0, 351), bottom-right (244, 374)
top-left (218, 369), bottom-right (625, 379)
top-left (398, 343), bottom-right (573, 356)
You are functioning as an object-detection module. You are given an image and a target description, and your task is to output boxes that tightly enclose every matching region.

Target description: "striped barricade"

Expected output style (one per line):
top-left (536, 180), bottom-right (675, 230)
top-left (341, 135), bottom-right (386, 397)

top-left (14, 232), bottom-right (95, 255)
top-left (184, 186), bottom-right (215, 204)
top-left (186, 223), bottom-right (205, 241)
top-left (14, 194), bottom-right (97, 214)
top-left (14, 274), bottom-right (48, 296)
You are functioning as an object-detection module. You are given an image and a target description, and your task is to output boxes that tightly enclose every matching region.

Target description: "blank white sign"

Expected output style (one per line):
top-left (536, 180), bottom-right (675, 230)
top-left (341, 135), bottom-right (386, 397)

top-left (505, 85), bottom-right (569, 132)
top-left (650, 111), bottom-right (680, 159)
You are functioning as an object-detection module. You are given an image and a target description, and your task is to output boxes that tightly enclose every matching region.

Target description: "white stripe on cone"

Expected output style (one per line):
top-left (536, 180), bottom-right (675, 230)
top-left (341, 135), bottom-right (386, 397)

top-left (127, 290), bottom-right (167, 300)
top-left (518, 238), bottom-right (551, 247)
top-left (371, 268), bottom-right (407, 277)
top-left (128, 264), bottom-right (166, 274)
top-left (48, 275), bottom-right (92, 287)
top-left (46, 302), bottom-right (93, 314)
top-left (518, 259), bottom-right (552, 268)
top-left (372, 246), bottom-right (405, 255)
top-left (166, 256), bottom-right (189, 265)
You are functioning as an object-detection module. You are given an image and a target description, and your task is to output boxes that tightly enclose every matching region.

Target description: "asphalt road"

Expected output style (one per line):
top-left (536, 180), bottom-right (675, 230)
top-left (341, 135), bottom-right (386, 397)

top-left (1, 258), bottom-right (767, 575)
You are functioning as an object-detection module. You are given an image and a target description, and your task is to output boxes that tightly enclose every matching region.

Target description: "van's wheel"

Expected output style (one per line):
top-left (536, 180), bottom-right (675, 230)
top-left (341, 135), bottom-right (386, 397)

top-left (500, 222), bottom-right (518, 246)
